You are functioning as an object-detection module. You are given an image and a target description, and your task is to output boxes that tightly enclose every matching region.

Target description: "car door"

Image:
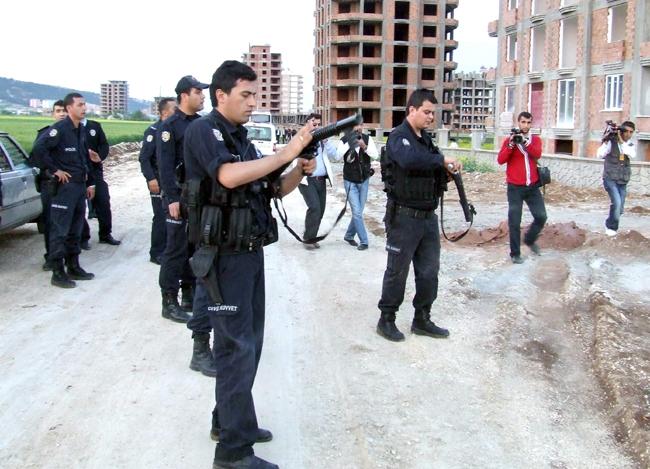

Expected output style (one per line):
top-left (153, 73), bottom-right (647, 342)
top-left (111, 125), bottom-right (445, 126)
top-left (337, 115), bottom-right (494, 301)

top-left (0, 134), bottom-right (42, 232)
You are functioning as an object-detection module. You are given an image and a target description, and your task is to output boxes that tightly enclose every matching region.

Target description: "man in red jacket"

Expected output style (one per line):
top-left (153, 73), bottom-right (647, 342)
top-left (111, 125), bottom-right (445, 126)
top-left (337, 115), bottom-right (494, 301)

top-left (497, 111), bottom-right (547, 264)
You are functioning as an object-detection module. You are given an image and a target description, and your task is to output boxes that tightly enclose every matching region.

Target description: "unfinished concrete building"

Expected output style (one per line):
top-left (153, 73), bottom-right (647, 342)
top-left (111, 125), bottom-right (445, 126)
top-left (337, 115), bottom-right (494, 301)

top-left (242, 45), bottom-right (282, 114)
top-left (314, 0), bottom-right (459, 135)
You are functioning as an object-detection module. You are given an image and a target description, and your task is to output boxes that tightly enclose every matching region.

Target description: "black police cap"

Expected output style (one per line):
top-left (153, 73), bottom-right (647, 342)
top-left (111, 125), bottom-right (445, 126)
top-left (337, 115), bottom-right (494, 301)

top-left (175, 75), bottom-right (209, 94)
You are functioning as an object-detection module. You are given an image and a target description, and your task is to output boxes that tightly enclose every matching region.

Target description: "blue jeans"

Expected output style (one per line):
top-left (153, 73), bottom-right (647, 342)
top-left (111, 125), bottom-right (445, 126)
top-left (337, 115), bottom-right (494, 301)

top-left (603, 178), bottom-right (627, 231)
top-left (344, 179), bottom-right (369, 246)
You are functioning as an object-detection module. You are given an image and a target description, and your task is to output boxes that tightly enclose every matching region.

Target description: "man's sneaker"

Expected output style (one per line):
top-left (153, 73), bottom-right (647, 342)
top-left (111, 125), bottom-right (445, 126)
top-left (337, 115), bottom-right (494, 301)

top-left (213, 455), bottom-right (278, 469)
top-left (606, 229), bottom-right (617, 237)
top-left (511, 255), bottom-right (524, 264)
top-left (357, 244), bottom-right (368, 251)
top-left (344, 238), bottom-right (358, 247)
top-left (525, 242), bottom-right (541, 255)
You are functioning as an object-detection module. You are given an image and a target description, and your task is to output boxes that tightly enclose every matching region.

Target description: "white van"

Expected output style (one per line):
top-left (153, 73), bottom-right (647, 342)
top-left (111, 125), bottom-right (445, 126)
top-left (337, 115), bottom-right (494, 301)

top-left (244, 122), bottom-right (277, 156)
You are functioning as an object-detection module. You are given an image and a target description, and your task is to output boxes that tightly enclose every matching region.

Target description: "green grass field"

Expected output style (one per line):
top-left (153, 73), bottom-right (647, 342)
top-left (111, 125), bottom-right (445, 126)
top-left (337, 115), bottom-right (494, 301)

top-left (0, 116), bottom-right (150, 153)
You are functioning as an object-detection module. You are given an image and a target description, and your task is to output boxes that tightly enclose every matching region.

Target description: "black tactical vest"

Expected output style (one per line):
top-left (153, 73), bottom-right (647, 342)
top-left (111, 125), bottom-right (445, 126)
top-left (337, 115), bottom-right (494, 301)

top-left (603, 141), bottom-right (631, 184)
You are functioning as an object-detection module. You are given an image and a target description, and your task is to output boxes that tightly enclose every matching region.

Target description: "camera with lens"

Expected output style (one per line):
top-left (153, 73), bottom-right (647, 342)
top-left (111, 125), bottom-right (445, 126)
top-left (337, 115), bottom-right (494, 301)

top-left (603, 120), bottom-right (619, 142)
top-left (510, 127), bottom-right (524, 145)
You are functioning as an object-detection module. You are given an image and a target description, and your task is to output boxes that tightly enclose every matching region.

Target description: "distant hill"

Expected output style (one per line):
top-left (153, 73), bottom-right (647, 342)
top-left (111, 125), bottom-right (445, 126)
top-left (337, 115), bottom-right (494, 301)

top-left (0, 77), bottom-right (151, 112)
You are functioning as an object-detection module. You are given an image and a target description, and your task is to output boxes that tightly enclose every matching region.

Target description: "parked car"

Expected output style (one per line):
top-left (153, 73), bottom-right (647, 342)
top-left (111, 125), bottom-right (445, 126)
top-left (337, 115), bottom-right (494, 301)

top-left (0, 131), bottom-right (42, 234)
top-left (244, 122), bottom-right (277, 156)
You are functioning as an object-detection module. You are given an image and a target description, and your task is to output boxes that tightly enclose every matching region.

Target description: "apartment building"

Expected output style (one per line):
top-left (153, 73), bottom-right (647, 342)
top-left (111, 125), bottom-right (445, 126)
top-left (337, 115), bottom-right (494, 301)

top-left (100, 80), bottom-right (128, 116)
top-left (489, 0), bottom-right (650, 160)
top-left (314, 0), bottom-right (459, 135)
top-left (452, 69), bottom-right (496, 132)
top-left (242, 45), bottom-right (282, 114)
top-left (281, 70), bottom-right (305, 114)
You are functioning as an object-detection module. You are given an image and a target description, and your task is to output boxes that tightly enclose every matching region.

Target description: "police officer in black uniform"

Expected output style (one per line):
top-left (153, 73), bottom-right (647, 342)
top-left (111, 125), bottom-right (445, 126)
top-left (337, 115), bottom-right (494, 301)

top-left (80, 118), bottom-right (120, 247)
top-left (183, 60), bottom-right (316, 469)
top-left (33, 93), bottom-right (96, 289)
top-left (31, 100), bottom-right (68, 271)
top-left (138, 97), bottom-right (177, 264)
top-left (377, 89), bottom-right (461, 342)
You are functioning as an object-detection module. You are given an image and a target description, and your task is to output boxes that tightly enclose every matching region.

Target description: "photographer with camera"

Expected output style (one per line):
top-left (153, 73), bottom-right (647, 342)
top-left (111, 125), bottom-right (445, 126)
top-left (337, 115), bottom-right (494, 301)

top-left (336, 122), bottom-right (378, 250)
top-left (497, 111), bottom-right (547, 264)
top-left (598, 120), bottom-right (636, 236)
top-left (376, 89), bottom-right (461, 342)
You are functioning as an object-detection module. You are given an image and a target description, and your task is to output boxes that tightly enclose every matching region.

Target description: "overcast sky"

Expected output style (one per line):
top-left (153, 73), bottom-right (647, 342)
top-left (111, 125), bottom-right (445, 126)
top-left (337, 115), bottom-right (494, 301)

top-left (0, 0), bottom-right (498, 108)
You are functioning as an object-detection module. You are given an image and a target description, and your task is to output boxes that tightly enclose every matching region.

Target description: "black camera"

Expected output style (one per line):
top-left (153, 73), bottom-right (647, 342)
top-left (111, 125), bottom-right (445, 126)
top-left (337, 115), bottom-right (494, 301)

top-left (603, 120), bottom-right (619, 142)
top-left (510, 128), bottom-right (524, 145)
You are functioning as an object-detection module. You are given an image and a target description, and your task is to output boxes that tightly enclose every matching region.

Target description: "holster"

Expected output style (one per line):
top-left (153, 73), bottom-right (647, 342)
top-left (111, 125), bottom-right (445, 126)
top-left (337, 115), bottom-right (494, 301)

top-left (47, 178), bottom-right (60, 197)
top-left (189, 246), bottom-right (222, 304)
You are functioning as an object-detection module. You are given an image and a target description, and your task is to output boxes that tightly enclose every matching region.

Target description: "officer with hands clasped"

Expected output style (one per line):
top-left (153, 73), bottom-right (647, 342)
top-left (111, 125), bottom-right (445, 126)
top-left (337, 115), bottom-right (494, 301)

top-left (183, 60), bottom-right (316, 469)
top-left (138, 97), bottom-right (177, 264)
top-left (377, 89), bottom-right (461, 342)
top-left (33, 92), bottom-right (96, 289)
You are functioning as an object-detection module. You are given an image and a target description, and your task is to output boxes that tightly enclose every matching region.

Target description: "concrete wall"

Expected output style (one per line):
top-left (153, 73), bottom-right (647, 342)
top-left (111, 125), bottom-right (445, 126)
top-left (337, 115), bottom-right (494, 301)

top-left (440, 147), bottom-right (650, 195)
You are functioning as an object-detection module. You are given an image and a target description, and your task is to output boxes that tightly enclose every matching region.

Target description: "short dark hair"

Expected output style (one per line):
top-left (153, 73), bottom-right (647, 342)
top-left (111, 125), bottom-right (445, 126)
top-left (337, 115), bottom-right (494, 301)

top-left (518, 111), bottom-right (533, 121)
top-left (53, 100), bottom-right (64, 110)
top-left (620, 120), bottom-right (635, 131)
top-left (63, 93), bottom-right (83, 108)
top-left (158, 97), bottom-right (175, 114)
top-left (306, 112), bottom-right (322, 122)
top-left (209, 60), bottom-right (257, 108)
top-left (406, 89), bottom-right (437, 112)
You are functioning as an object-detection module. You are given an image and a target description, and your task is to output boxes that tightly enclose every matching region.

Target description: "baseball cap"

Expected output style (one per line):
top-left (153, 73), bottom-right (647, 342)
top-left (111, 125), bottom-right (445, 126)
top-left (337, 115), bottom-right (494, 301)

top-left (175, 75), bottom-right (209, 94)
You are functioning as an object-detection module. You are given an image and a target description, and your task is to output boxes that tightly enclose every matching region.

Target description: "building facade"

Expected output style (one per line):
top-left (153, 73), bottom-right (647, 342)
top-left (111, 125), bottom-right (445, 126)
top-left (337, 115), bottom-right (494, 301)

top-left (489, 0), bottom-right (650, 160)
top-left (242, 45), bottom-right (282, 114)
top-left (452, 69), bottom-right (496, 132)
top-left (100, 80), bottom-right (128, 116)
top-left (281, 70), bottom-right (305, 114)
top-left (314, 0), bottom-right (459, 135)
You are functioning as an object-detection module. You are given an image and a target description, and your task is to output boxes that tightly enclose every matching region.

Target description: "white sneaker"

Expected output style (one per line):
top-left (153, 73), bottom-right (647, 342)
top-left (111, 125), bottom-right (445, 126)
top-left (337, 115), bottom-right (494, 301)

top-left (606, 229), bottom-right (617, 237)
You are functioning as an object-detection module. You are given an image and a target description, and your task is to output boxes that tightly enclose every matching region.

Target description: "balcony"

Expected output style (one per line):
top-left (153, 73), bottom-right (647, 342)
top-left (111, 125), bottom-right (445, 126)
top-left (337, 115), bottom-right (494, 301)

top-left (443, 82), bottom-right (456, 90)
top-left (445, 39), bottom-right (459, 51)
top-left (488, 19), bottom-right (498, 37)
top-left (445, 18), bottom-right (459, 30)
top-left (444, 60), bottom-right (458, 70)
top-left (446, 0), bottom-right (459, 9)
top-left (331, 12), bottom-right (383, 23)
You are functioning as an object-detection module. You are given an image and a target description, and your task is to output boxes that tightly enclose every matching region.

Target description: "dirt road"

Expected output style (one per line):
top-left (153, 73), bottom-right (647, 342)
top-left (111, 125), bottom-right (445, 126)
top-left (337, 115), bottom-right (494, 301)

top-left (1, 153), bottom-right (648, 468)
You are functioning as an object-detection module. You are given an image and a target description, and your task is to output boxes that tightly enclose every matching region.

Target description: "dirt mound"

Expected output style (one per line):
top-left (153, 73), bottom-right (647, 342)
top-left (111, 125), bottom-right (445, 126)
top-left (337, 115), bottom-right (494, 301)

top-left (585, 230), bottom-right (650, 253)
top-left (451, 221), bottom-right (586, 251)
top-left (628, 206), bottom-right (650, 215)
top-left (586, 292), bottom-right (650, 467)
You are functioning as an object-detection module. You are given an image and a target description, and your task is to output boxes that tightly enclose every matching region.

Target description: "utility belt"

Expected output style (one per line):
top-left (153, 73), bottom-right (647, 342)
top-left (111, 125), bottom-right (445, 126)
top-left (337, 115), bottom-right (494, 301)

top-left (394, 203), bottom-right (436, 219)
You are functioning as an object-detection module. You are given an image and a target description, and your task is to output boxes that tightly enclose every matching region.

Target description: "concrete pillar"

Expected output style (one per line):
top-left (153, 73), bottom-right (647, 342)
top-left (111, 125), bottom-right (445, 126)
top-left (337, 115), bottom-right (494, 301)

top-left (471, 130), bottom-right (483, 150)
top-left (437, 128), bottom-right (449, 147)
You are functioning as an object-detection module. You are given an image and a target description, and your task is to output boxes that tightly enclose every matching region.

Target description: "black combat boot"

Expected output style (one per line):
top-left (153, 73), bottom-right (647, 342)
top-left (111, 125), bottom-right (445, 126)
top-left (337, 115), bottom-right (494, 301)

top-left (180, 284), bottom-right (194, 312)
top-left (411, 311), bottom-right (450, 339)
top-left (66, 255), bottom-right (95, 280)
top-left (213, 454), bottom-right (278, 469)
top-left (190, 332), bottom-right (217, 377)
top-left (161, 292), bottom-right (191, 323)
top-left (376, 312), bottom-right (405, 342)
top-left (51, 259), bottom-right (76, 289)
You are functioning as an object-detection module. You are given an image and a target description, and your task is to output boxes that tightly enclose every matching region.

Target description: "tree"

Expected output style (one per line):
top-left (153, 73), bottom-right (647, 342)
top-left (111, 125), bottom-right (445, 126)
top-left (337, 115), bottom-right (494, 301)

top-left (128, 110), bottom-right (149, 121)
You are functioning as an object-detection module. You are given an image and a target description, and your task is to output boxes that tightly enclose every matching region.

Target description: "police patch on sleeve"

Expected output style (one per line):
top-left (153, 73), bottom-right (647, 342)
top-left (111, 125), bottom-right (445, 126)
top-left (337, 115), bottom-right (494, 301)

top-left (212, 129), bottom-right (224, 141)
top-left (89, 129), bottom-right (97, 137)
top-left (402, 138), bottom-right (410, 146)
top-left (161, 131), bottom-right (171, 142)
top-left (146, 134), bottom-right (154, 143)
top-left (49, 128), bottom-right (58, 137)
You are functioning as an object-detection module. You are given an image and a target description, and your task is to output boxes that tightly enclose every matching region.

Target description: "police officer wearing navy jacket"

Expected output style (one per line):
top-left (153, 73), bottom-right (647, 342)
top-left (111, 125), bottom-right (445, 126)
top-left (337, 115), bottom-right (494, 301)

top-left (183, 60), bottom-right (316, 469)
top-left (377, 89), bottom-right (461, 342)
top-left (139, 97), bottom-right (177, 264)
top-left (33, 93), bottom-right (96, 289)
top-left (31, 100), bottom-right (68, 271)
top-left (158, 75), bottom-right (218, 377)
top-left (80, 118), bottom-right (120, 247)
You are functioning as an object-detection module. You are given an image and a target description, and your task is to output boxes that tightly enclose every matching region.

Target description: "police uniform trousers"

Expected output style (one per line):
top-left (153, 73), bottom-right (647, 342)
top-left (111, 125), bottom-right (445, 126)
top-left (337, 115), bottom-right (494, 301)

top-left (40, 184), bottom-right (52, 260)
top-left (196, 248), bottom-right (265, 462)
top-left (506, 183), bottom-right (547, 257)
top-left (81, 173), bottom-right (112, 241)
top-left (378, 210), bottom-right (440, 317)
top-left (158, 198), bottom-right (195, 294)
top-left (298, 176), bottom-right (327, 240)
top-left (149, 192), bottom-right (166, 261)
top-left (48, 181), bottom-right (86, 262)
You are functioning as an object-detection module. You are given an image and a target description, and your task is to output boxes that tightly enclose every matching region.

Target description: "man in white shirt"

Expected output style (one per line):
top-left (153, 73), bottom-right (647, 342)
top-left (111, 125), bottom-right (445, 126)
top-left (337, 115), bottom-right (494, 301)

top-left (597, 120), bottom-right (636, 236)
top-left (298, 113), bottom-right (337, 249)
top-left (336, 123), bottom-right (379, 250)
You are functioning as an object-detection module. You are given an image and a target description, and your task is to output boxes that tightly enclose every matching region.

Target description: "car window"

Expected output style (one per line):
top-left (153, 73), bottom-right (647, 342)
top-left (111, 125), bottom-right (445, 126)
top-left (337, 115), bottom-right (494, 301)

top-left (0, 136), bottom-right (28, 169)
top-left (246, 126), bottom-right (272, 141)
top-left (0, 146), bottom-right (10, 172)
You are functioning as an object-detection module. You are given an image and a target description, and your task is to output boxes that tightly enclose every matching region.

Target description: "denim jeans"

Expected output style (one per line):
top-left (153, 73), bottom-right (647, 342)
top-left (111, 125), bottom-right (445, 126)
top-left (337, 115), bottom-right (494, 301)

top-left (344, 179), bottom-right (369, 246)
top-left (603, 178), bottom-right (627, 231)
